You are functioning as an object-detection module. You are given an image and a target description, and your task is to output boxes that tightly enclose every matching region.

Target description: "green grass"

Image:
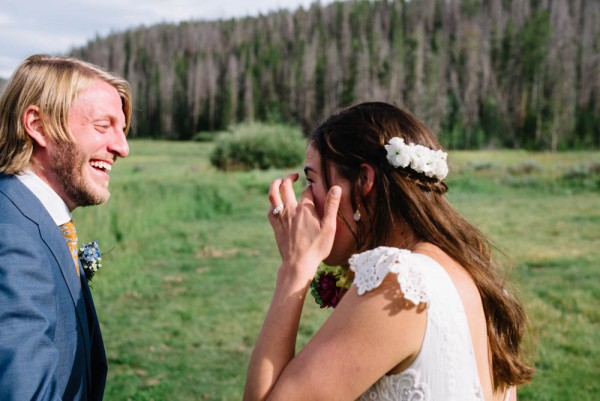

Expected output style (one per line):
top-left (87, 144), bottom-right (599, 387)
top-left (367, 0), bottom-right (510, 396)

top-left (73, 140), bottom-right (600, 400)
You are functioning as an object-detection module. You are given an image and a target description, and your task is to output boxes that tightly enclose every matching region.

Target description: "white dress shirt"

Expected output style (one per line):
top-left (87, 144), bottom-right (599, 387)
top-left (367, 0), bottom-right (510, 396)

top-left (16, 168), bottom-right (72, 226)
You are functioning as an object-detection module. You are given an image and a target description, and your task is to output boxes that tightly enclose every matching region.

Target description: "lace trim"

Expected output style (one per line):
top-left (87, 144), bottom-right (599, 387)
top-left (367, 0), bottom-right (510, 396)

top-left (349, 247), bottom-right (429, 305)
top-left (357, 369), bottom-right (429, 401)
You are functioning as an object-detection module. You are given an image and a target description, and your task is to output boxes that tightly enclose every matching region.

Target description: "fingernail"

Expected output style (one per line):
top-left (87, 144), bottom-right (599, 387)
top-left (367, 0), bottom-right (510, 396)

top-left (331, 186), bottom-right (341, 198)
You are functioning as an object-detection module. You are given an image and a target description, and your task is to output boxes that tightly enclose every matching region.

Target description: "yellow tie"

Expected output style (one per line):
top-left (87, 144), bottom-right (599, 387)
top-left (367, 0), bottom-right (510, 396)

top-left (59, 220), bottom-right (80, 276)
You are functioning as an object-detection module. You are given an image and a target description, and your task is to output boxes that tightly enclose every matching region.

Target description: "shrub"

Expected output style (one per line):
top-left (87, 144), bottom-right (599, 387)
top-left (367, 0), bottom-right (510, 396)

top-left (210, 123), bottom-right (306, 170)
top-left (192, 131), bottom-right (219, 142)
top-left (468, 160), bottom-right (500, 171)
top-left (561, 162), bottom-right (600, 190)
top-left (507, 160), bottom-right (543, 175)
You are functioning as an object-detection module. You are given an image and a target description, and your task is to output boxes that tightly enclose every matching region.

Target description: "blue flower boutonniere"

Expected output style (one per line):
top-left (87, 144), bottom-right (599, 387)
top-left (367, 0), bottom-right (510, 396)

top-left (79, 240), bottom-right (102, 281)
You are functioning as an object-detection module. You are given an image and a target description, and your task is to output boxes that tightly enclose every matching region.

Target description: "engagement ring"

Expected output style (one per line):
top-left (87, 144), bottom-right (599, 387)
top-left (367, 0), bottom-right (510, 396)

top-left (272, 204), bottom-right (285, 216)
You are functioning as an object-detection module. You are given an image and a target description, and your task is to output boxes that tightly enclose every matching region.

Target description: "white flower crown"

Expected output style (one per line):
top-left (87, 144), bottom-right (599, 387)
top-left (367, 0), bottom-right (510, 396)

top-left (384, 137), bottom-right (449, 181)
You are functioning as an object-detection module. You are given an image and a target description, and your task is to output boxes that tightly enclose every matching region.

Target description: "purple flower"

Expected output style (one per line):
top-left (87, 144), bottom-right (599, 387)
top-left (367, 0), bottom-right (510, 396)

top-left (310, 272), bottom-right (348, 308)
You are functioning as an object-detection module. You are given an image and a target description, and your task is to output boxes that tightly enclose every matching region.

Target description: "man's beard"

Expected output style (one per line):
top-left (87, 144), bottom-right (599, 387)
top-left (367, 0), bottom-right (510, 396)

top-left (50, 141), bottom-right (110, 207)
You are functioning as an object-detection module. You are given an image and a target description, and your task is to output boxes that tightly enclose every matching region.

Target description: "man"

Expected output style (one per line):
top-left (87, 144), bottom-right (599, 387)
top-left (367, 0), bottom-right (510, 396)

top-left (0, 54), bottom-right (131, 400)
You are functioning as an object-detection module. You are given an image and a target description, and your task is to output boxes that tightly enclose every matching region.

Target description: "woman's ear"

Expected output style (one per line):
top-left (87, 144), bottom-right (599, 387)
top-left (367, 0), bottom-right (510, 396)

top-left (22, 105), bottom-right (47, 148)
top-left (359, 163), bottom-right (376, 196)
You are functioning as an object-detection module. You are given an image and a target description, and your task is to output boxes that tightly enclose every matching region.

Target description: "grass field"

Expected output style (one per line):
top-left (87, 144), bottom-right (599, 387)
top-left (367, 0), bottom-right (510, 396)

top-left (73, 140), bottom-right (600, 400)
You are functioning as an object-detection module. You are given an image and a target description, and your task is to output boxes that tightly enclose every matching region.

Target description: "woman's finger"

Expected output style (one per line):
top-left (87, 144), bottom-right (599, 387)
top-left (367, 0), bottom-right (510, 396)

top-left (268, 178), bottom-right (286, 220)
top-left (321, 186), bottom-right (342, 237)
top-left (280, 173), bottom-right (299, 210)
top-left (268, 178), bottom-right (284, 207)
top-left (300, 185), bottom-right (314, 203)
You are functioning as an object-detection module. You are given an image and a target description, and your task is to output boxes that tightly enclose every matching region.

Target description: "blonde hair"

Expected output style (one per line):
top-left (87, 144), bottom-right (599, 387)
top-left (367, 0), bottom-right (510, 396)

top-left (0, 54), bottom-right (132, 174)
top-left (310, 102), bottom-right (534, 389)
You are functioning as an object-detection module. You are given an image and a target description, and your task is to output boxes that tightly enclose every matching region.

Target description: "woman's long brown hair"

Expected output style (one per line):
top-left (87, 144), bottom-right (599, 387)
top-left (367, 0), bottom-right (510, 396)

top-left (309, 102), bottom-right (534, 389)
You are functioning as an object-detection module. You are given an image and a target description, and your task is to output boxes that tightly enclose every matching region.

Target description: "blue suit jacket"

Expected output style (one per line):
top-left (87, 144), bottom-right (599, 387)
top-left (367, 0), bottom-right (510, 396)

top-left (0, 174), bottom-right (107, 400)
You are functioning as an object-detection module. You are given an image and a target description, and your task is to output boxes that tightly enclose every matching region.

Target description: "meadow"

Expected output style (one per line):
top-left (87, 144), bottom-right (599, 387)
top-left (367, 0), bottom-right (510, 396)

top-left (73, 140), bottom-right (600, 400)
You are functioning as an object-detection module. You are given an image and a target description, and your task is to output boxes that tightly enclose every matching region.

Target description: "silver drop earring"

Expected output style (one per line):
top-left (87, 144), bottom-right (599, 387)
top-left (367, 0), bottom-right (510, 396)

top-left (353, 207), bottom-right (361, 222)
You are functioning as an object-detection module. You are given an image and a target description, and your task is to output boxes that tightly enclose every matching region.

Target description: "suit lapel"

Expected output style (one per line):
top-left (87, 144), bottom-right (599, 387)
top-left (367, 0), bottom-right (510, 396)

top-left (81, 273), bottom-right (107, 400)
top-left (0, 176), bottom-right (83, 294)
top-left (0, 175), bottom-right (93, 374)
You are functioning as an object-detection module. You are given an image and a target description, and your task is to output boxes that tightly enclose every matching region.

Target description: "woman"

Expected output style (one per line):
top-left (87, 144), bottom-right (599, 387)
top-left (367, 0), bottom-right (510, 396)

top-left (244, 102), bottom-right (533, 400)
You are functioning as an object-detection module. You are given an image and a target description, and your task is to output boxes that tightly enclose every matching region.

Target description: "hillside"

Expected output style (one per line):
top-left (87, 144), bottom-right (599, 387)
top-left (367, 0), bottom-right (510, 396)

top-left (71, 0), bottom-right (599, 150)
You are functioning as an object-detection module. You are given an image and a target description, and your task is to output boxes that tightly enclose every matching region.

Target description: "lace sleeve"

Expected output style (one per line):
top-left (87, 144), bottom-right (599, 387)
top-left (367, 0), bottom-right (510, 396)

top-left (349, 246), bottom-right (429, 305)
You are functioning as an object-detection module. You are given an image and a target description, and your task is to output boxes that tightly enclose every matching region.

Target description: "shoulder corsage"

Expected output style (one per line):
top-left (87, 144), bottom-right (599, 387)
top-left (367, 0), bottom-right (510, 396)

top-left (310, 264), bottom-right (352, 308)
top-left (79, 240), bottom-right (103, 282)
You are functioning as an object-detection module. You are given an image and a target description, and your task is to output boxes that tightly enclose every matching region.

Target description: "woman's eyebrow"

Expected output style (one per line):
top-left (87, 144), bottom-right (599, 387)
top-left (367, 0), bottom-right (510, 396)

top-left (304, 166), bottom-right (317, 176)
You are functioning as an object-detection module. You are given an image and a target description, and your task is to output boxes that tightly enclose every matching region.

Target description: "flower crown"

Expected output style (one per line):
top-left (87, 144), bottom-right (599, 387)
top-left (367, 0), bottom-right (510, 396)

top-left (384, 137), bottom-right (449, 181)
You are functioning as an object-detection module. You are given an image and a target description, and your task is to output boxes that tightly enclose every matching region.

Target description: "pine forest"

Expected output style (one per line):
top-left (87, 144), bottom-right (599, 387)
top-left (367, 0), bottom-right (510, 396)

top-left (71, 0), bottom-right (600, 150)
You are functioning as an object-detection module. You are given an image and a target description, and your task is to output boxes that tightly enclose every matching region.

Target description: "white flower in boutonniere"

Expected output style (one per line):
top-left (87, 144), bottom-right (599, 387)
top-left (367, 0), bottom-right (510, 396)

top-left (79, 240), bottom-right (102, 282)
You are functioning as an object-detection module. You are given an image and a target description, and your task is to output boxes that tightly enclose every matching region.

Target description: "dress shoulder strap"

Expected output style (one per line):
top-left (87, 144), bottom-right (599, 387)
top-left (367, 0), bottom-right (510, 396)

top-left (349, 246), bottom-right (429, 305)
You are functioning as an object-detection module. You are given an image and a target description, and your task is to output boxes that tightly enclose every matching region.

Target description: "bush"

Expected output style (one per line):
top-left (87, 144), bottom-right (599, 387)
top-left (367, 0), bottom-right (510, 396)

top-left (192, 131), bottom-right (219, 142)
top-left (210, 123), bottom-right (306, 170)
top-left (561, 162), bottom-right (600, 190)
top-left (507, 160), bottom-right (543, 175)
top-left (468, 160), bottom-right (500, 171)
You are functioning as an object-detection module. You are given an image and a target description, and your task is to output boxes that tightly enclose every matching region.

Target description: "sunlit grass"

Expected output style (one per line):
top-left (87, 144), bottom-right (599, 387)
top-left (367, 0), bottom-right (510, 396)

top-left (73, 140), bottom-right (600, 400)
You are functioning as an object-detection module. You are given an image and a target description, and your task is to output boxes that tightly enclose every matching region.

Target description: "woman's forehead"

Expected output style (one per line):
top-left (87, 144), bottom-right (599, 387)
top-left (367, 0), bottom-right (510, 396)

top-left (304, 143), bottom-right (321, 174)
top-left (305, 144), bottom-right (346, 184)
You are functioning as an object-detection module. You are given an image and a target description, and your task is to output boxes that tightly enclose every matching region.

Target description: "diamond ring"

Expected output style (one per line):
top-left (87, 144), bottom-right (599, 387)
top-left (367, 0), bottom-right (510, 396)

top-left (272, 204), bottom-right (285, 216)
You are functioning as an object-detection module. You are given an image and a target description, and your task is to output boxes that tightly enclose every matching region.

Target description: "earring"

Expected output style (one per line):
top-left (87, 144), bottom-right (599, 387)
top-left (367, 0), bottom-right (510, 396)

top-left (353, 207), bottom-right (361, 222)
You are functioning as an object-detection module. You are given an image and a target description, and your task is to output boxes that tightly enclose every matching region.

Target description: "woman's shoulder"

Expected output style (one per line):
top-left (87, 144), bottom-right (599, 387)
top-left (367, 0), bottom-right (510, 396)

top-left (349, 246), bottom-right (440, 305)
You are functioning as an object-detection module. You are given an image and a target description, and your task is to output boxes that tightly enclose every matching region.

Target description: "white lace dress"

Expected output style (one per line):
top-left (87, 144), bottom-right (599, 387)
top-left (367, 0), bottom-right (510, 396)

top-left (349, 246), bottom-right (485, 401)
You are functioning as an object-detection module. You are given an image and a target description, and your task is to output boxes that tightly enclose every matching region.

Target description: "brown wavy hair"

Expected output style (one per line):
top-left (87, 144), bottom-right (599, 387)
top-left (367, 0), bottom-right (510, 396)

top-left (0, 54), bottom-right (132, 174)
top-left (309, 102), bottom-right (534, 389)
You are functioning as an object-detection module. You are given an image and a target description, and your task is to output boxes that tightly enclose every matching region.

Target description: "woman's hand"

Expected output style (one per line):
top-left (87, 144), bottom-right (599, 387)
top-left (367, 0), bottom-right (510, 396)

top-left (268, 173), bottom-right (341, 284)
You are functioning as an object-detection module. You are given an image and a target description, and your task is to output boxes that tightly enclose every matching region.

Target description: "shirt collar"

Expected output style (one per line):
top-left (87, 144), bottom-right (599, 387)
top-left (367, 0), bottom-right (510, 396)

top-left (16, 168), bottom-right (72, 226)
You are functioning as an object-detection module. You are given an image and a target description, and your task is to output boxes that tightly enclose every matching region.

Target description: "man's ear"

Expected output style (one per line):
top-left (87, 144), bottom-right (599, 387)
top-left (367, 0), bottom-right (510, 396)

top-left (22, 105), bottom-right (47, 148)
top-left (358, 163), bottom-right (376, 196)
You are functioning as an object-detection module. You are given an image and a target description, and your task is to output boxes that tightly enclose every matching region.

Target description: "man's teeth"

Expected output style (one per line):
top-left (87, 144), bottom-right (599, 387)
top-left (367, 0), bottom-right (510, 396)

top-left (90, 161), bottom-right (112, 172)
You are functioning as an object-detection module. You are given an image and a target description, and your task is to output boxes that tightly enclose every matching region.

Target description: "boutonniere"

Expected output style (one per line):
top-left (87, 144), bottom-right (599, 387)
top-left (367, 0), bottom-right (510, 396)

top-left (310, 264), bottom-right (352, 308)
top-left (79, 240), bottom-right (102, 282)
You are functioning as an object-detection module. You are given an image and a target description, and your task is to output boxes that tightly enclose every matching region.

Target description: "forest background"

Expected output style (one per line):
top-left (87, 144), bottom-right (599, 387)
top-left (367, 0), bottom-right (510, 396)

top-left (56, 0), bottom-right (600, 151)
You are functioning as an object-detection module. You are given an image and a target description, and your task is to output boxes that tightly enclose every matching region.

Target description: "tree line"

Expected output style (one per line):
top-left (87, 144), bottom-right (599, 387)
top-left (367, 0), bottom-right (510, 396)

top-left (68, 0), bottom-right (599, 150)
